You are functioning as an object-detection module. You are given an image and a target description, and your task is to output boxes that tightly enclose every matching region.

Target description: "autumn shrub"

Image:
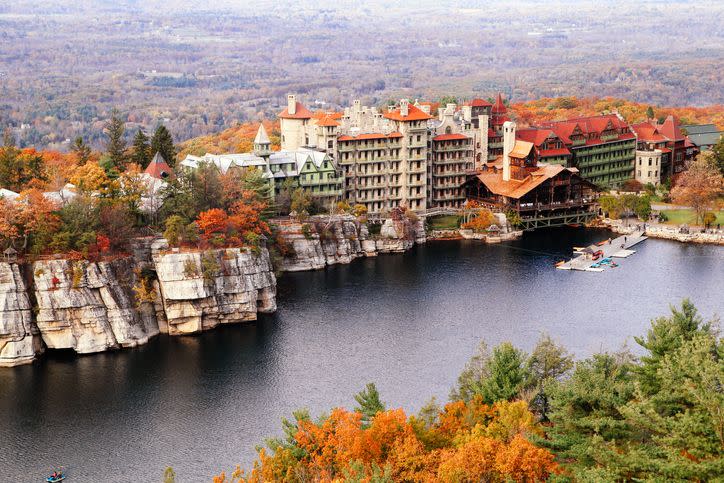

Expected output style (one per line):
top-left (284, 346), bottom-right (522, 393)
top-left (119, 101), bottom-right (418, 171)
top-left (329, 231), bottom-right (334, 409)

top-left (132, 267), bottom-right (157, 306)
top-left (301, 223), bottom-right (313, 240)
top-left (352, 204), bottom-right (368, 217)
top-left (461, 209), bottom-right (496, 232)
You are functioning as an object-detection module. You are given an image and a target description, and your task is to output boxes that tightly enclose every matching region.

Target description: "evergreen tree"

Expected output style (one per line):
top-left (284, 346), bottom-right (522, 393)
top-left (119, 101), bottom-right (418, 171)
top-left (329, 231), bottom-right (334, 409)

top-left (70, 136), bottom-right (92, 164)
top-left (616, 334), bottom-right (724, 481)
top-left (526, 333), bottom-right (573, 420)
top-left (354, 383), bottom-right (385, 428)
top-left (712, 134), bottom-right (724, 176)
top-left (543, 351), bottom-right (637, 474)
top-left (151, 124), bottom-right (176, 167)
top-left (450, 340), bottom-right (491, 402)
top-left (634, 299), bottom-right (714, 396)
top-left (476, 342), bottom-right (529, 404)
top-left (646, 105), bottom-right (655, 119)
top-left (131, 128), bottom-right (151, 168)
top-left (105, 108), bottom-right (126, 170)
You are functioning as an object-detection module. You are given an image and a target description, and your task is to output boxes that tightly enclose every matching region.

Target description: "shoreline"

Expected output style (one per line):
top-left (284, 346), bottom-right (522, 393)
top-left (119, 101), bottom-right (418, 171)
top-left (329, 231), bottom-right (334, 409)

top-left (605, 219), bottom-right (724, 246)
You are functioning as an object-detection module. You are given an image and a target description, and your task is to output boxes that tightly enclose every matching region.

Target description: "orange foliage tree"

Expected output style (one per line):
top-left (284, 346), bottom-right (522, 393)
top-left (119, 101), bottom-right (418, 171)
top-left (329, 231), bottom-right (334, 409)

top-left (671, 152), bottom-right (724, 223)
top-left (462, 208), bottom-right (497, 233)
top-left (195, 191), bottom-right (270, 247)
top-left (214, 397), bottom-right (558, 482)
top-left (0, 189), bottom-right (60, 253)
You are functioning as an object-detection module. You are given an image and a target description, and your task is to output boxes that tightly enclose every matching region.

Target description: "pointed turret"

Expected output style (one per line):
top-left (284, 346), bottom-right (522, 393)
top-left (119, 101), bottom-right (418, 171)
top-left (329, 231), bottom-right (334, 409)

top-left (492, 92), bottom-right (507, 114)
top-left (253, 123), bottom-right (272, 156)
top-left (144, 152), bottom-right (175, 180)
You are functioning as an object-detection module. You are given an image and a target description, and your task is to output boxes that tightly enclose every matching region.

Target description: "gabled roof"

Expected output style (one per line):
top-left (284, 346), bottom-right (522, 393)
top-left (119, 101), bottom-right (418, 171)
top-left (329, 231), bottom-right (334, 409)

top-left (145, 152), bottom-right (176, 180)
top-left (631, 121), bottom-right (668, 142)
top-left (254, 124), bottom-right (271, 145)
top-left (278, 101), bottom-right (313, 119)
top-left (680, 124), bottom-right (718, 135)
top-left (468, 98), bottom-right (493, 107)
top-left (509, 140), bottom-right (534, 159)
top-left (539, 114), bottom-right (631, 145)
top-left (655, 115), bottom-right (685, 142)
top-left (471, 163), bottom-right (582, 199)
top-left (383, 104), bottom-right (433, 122)
top-left (516, 128), bottom-right (556, 146)
top-left (315, 115), bottom-right (340, 127)
top-left (491, 93), bottom-right (507, 114)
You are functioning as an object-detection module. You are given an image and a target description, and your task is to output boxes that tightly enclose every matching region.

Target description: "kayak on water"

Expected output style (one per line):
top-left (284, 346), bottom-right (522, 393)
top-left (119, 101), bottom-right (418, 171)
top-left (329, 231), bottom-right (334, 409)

top-left (47, 468), bottom-right (66, 482)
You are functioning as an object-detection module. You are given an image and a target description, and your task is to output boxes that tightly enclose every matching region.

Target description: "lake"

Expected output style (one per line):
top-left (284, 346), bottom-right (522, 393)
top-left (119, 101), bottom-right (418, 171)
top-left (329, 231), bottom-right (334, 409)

top-left (1, 227), bottom-right (722, 482)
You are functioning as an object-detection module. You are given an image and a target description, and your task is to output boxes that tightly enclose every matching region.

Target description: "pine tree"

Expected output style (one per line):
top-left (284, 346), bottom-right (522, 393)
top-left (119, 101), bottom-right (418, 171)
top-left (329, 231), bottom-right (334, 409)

top-left (71, 136), bottom-right (92, 165)
top-left (526, 333), bottom-right (573, 420)
top-left (131, 128), bottom-right (151, 168)
top-left (646, 105), bottom-right (655, 119)
top-left (151, 124), bottom-right (176, 167)
top-left (476, 342), bottom-right (529, 404)
top-left (634, 299), bottom-right (713, 396)
top-left (353, 382), bottom-right (385, 427)
top-left (105, 108), bottom-right (126, 170)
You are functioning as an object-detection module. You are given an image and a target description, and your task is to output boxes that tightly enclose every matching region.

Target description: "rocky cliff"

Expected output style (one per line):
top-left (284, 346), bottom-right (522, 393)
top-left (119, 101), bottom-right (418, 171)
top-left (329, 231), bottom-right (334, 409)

top-left (32, 257), bottom-right (160, 354)
top-left (153, 247), bottom-right (276, 335)
top-left (0, 263), bottom-right (43, 367)
top-left (275, 214), bottom-right (425, 272)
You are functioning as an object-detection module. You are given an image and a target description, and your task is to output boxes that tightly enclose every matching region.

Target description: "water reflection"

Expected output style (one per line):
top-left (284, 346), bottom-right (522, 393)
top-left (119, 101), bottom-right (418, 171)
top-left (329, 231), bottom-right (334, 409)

top-left (0, 228), bottom-right (721, 481)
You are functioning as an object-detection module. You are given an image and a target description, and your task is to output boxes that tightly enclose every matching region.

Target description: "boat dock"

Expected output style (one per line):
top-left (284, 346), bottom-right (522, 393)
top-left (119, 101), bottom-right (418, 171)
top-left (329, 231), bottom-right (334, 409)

top-left (556, 233), bottom-right (647, 272)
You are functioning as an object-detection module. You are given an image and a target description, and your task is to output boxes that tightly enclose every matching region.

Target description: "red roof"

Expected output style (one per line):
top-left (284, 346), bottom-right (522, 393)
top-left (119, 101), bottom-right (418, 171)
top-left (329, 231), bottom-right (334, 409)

top-left (145, 153), bottom-right (176, 180)
top-left (631, 121), bottom-right (667, 142)
top-left (659, 147), bottom-right (672, 153)
top-left (491, 114), bottom-right (511, 126)
top-left (516, 128), bottom-right (555, 146)
top-left (538, 148), bottom-right (572, 157)
top-left (338, 132), bottom-right (403, 141)
top-left (468, 98), bottom-right (492, 107)
top-left (491, 93), bottom-right (507, 114)
top-left (278, 102), bottom-right (313, 119)
top-left (539, 114), bottom-right (631, 145)
top-left (315, 115), bottom-right (340, 127)
top-left (433, 133), bottom-right (469, 141)
top-left (383, 104), bottom-right (433, 122)
top-left (655, 115), bottom-right (685, 142)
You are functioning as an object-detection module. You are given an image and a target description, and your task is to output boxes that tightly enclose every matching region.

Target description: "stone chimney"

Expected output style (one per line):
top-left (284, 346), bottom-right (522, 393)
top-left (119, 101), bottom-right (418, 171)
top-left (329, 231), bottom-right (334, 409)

top-left (462, 105), bottom-right (472, 122)
top-left (400, 99), bottom-right (409, 117)
top-left (479, 114), bottom-right (489, 169)
top-left (502, 121), bottom-right (516, 182)
top-left (287, 94), bottom-right (296, 115)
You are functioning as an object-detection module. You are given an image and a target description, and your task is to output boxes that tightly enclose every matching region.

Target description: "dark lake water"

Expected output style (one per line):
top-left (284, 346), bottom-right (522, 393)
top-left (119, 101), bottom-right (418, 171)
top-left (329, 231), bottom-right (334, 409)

top-left (1, 228), bottom-right (722, 482)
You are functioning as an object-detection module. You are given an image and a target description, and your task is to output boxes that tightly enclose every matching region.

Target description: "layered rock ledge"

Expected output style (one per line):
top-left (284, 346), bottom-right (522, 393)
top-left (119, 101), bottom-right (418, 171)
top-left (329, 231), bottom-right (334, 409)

top-left (153, 247), bottom-right (276, 335)
top-left (32, 257), bottom-right (160, 354)
top-left (274, 214), bottom-right (425, 272)
top-left (0, 263), bottom-right (42, 367)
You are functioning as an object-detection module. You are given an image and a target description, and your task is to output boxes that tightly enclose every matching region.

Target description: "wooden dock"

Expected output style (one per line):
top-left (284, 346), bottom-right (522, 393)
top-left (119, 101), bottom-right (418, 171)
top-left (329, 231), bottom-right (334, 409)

top-left (556, 233), bottom-right (647, 272)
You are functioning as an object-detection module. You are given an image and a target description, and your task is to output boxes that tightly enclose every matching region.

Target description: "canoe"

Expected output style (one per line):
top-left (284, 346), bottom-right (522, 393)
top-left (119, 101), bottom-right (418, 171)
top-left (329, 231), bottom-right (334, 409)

top-left (47, 476), bottom-right (65, 482)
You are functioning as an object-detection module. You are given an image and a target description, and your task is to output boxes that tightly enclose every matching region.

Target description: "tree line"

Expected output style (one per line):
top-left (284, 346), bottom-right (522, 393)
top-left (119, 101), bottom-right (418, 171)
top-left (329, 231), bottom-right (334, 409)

top-left (200, 300), bottom-right (721, 482)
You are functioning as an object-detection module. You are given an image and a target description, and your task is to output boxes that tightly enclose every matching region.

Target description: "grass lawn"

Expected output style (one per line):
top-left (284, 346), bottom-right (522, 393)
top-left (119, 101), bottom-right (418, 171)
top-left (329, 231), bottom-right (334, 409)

top-left (428, 214), bottom-right (461, 230)
top-left (659, 209), bottom-right (724, 226)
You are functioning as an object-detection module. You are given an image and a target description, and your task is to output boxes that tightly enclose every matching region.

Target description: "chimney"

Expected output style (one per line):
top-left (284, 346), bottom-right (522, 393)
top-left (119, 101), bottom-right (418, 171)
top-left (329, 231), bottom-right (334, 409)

top-left (502, 121), bottom-right (516, 182)
top-left (287, 94), bottom-right (296, 115)
top-left (479, 114), bottom-right (489, 169)
top-left (462, 105), bottom-right (472, 122)
top-left (400, 99), bottom-right (409, 117)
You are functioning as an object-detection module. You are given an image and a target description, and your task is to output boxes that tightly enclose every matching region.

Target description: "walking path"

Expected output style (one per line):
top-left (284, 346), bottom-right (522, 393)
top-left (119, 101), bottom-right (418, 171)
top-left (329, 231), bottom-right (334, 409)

top-left (556, 233), bottom-right (647, 272)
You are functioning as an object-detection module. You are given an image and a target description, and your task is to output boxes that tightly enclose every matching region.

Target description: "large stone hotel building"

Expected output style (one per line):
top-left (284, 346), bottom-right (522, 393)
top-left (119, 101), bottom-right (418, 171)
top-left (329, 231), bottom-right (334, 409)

top-left (181, 93), bottom-right (696, 215)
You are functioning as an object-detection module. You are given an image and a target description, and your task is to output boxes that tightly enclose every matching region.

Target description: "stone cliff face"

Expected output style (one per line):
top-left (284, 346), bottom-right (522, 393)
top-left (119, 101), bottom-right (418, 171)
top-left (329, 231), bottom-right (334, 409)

top-left (275, 214), bottom-right (425, 272)
top-left (0, 263), bottom-right (43, 367)
top-left (32, 257), bottom-right (160, 354)
top-left (153, 247), bottom-right (276, 335)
